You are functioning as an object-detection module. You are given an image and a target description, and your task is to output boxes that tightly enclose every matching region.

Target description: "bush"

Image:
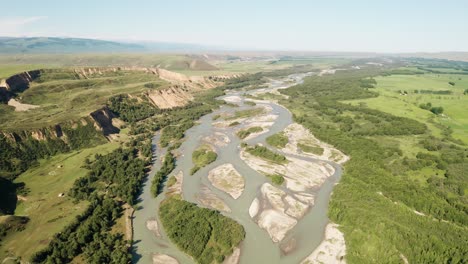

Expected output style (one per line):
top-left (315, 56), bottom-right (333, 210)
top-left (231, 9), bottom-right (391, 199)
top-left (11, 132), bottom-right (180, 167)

top-left (266, 133), bottom-right (288, 148)
top-left (237, 127), bottom-right (263, 139)
top-left (245, 145), bottom-right (287, 164)
top-left (268, 174), bottom-right (285, 185)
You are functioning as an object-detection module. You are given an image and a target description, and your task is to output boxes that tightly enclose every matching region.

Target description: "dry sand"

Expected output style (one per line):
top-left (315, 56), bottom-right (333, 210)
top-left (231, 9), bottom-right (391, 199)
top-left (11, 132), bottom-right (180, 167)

top-left (301, 223), bottom-right (346, 264)
top-left (282, 123), bottom-right (349, 164)
top-left (7, 98), bottom-right (39, 111)
top-left (146, 218), bottom-right (160, 237)
top-left (166, 171), bottom-right (183, 197)
top-left (208, 164), bottom-right (245, 199)
top-left (240, 150), bottom-right (334, 192)
top-left (223, 95), bottom-right (242, 104)
top-left (223, 247), bottom-right (241, 264)
top-left (197, 186), bottom-right (231, 212)
top-left (203, 132), bottom-right (230, 147)
top-left (249, 183), bottom-right (313, 242)
top-left (152, 253), bottom-right (179, 264)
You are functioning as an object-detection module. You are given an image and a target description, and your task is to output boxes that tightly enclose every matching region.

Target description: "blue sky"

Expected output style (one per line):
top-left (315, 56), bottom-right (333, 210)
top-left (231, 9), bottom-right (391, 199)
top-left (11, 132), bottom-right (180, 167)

top-left (1, 0), bottom-right (467, 52)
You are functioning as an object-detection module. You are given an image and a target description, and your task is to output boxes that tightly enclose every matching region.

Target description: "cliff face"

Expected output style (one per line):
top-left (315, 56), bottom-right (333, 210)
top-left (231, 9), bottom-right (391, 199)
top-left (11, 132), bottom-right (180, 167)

top-left (1, 106), bottom-right (120, 144)
top-left (90, 107), bottom-right (121, 136)
top-left (0, 70), bottom-right (41, 103)
top-left (146, 87), bottom-right (194, 109)
top-left (73, 66), bottom-right (238, 90)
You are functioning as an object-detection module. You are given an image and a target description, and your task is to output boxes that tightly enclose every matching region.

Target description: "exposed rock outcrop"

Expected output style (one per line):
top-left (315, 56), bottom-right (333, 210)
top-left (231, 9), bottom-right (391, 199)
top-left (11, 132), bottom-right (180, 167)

top-left (90, 107), bottom-right (120, 136)
top-left (0, 70), bottom-right (41, 103)
top-left (146, 87), bottom-right (193, 109)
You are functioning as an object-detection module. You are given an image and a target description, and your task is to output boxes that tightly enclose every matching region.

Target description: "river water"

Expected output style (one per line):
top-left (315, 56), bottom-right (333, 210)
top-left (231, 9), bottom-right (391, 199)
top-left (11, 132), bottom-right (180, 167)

top-left (132, 73), bottom-right (343, 264)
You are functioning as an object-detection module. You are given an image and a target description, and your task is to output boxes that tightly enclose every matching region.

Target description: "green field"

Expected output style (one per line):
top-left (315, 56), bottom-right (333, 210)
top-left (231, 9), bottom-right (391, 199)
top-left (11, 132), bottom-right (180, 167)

top-left (0, 54), bottom-right (211, 71)
top-left (344, 73), bottom-right (468, 143)
top-left (0, 69), bottom-right (169, 130)
top-left (0, 136), bottom-right (125, 260)
top-left (0, 65), bottom-right (49, 79)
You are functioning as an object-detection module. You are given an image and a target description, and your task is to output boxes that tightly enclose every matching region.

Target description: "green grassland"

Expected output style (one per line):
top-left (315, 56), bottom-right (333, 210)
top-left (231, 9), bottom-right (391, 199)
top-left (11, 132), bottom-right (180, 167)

top-left (344, 73), bottom-right (468, 143)
top-left (0, 69), bottom-right (169, 130)
top-left (0, 137), bottom-right (124, 260)
top-left (0, 65), bottom-right (49, 79)
top-left (0, 54), bottom-right (207, 71)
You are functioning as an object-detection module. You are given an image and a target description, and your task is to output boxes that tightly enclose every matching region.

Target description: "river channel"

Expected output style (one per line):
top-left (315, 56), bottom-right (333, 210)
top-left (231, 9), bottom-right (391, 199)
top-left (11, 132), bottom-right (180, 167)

top-left (132, 72), bottom-right (343, 264)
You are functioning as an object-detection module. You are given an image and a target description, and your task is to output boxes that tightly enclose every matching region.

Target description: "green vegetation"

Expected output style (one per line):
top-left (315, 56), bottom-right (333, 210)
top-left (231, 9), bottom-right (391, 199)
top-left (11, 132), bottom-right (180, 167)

top-left (267, 174), bottom-right (285, 185)
top-left (359, 78), bottom-right (377, 88)
top-left (0, 65), bottom-right (47, 79)
top-left (151, 152), bottom-right (176, 197)
top-left (228, 121), bottom-right (240, 127)
top-left (0, 68), bottom-right (168, 131)
top-left (237, 126), bottom-right (263, 139)
top-left (281, 66), bottom-right (467, 263)
top-left (0, 53), bottom-right (217, 73)
top-left (244, 101), bottom-right (256, 106)
top-left (159, 198), bottom-right (245, 264)
top-left (108, 94), bottom-right (159, 122)
top-left (0, 140), bottom-right (122, 259)
top-left (219, 73), bottom-right (266, 90)
top-left (29, 144), bottom-right (148, 263)
top-left (227, 107), bottom-right (264, 120)
top-left (245, 145), bottom-right (287, 164)
top-left (298, 143), bottom-right (324, 155)
top-left (0, 65), bottom-right (225, 261)
top-left (190, 145), bottom-right (217, 175)
top-left (419, 102), bottom-right (444, 115)
top-left (266, 132), bottom-right (288, 148)
top-left (166, 176), bottom-right (177, 188)
top-left (69, 147), bottom-right (147, 205)
top-left (345, 72), bottom-right (468, 143)
top-left (31, 197), bottom-right (129, 263)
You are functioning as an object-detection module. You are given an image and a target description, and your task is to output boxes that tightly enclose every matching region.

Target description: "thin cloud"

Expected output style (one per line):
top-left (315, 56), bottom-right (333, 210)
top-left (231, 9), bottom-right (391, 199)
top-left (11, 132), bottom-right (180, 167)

top-left (0, 16), bottom-right (47, 36)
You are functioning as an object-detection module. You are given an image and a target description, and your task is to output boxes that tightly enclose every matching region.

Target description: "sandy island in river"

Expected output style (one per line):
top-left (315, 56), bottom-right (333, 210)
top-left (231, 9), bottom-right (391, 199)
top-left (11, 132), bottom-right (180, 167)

top-left (166, 171), bottom-right (184, 197)
top-left (208, 163), bottom-right (245, 199)
top-left (282, 123), bottom-right (349, 164)
top-left (203, 132), bottom-right (230, 147)
top-left (197, 186), bottom-right (231, 212)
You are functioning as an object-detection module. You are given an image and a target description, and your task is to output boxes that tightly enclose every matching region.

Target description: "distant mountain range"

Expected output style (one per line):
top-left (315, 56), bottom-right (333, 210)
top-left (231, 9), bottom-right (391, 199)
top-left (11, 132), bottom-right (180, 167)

top-left (0, 37), bottom-right (214, 53)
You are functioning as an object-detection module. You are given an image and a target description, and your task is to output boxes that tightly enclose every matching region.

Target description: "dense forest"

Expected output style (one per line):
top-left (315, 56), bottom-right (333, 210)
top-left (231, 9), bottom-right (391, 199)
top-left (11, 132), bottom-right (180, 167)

top-left (107, 94), bottom-right (159, 123)
top-left (280, 69), bottom-right (468, 263)
top-left (159, 198), bottom-right (245, 264)
top-left (151, 152), bottom-right (176, 197)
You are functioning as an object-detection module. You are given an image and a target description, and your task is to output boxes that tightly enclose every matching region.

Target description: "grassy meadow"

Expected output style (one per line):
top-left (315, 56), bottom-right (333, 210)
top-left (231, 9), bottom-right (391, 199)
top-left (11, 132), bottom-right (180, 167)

top-left (0, 132), bottom-right (128, 260)
top-left (345, 73), bottom-right (468, 144)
